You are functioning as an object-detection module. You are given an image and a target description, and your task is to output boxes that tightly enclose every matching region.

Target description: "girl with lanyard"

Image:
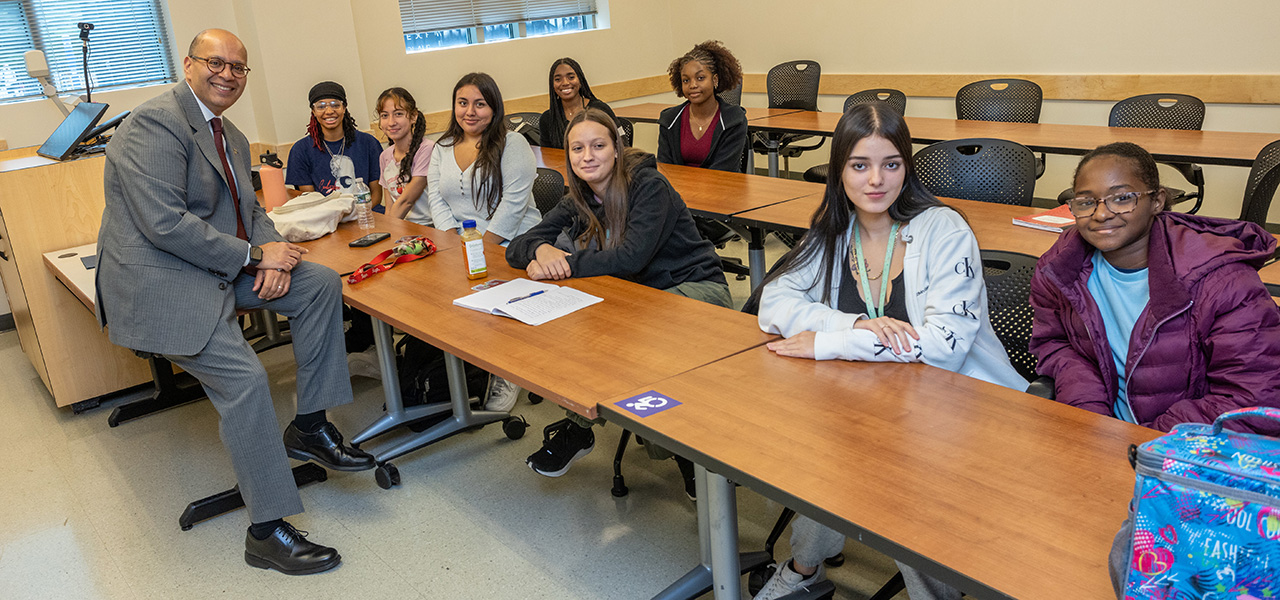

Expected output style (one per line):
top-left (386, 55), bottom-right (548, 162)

top-left (753, 104), bottom-right (1026, 600)
top-left (507, 108), bottom-right (729, 486)
top-left (425, 72), bottom-right (540, 245)
top-left (286, 81), bottom-right (384, 210)
top-left (656, 40), bottom-right (747, 172)
top-left (538, 57), bottom-right (616, 150)
top-left (375, 87), bottom-right (436, 224)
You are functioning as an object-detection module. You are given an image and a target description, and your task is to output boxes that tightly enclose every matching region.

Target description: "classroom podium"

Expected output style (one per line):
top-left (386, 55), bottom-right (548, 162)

top-left (0, 148), bottom-right (153, 409)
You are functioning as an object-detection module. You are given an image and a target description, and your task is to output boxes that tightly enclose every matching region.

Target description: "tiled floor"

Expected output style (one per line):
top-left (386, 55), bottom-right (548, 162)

top-left (0, 237), bottom-right (910, 600)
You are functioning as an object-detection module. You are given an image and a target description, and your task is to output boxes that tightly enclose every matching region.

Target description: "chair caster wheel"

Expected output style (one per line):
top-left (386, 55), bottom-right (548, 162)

top-left (528, 393), bottom-right (544, 405)
top-left (502, 416), bottom-right (527, 440)
top-left (375, 463), bottom-right (400, 489)
top-left (747, 563), bottom-right (777, 596)
top-left (611, 475), bottom-right (629, 497)
top-left (735, 274), bottom-right (747, 281)
top-left (825, 552), bottom-right (845, 567)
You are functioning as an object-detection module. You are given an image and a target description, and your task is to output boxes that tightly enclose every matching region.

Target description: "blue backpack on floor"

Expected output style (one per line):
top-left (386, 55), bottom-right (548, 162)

top-left (1123, 407), bottom-right (1280, 599)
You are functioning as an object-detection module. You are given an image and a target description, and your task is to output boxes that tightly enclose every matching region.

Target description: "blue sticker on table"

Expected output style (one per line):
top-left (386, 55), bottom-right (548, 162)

top-left (616, 391), bottom-right (681, 417)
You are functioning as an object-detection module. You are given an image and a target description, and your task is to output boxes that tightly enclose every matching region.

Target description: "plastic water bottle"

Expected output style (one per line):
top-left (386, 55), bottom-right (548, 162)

top-left (461, 219), bottom-right (487, 280)
top-left (352, 178), bottom-right (374, 230)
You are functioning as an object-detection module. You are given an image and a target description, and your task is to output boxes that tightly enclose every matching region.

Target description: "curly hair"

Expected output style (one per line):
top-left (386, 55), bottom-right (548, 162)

top-left (667, 40), bottom-right (743, 97)
top-left (1072, 141), bottom-right (1162, 194)
top-left (375, 87), bottom-right (427, 187)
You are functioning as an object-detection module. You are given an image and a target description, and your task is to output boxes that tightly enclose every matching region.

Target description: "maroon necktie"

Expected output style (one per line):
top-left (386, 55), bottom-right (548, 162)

top-left (211, 117), bottom-right (255, 275)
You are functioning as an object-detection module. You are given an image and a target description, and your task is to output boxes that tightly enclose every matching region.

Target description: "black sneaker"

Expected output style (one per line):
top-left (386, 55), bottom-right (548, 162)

top-left (526, 418), bottom-right (594, 477)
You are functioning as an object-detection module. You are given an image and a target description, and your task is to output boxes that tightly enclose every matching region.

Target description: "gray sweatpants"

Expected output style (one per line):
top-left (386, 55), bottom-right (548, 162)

top-left (790, 515), bottom-right (962, 600)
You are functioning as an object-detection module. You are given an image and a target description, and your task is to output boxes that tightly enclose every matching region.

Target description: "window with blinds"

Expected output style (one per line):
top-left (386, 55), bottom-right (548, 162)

top-left (399, 0), bottom-right (600, 53)
top-left (0, 0), bottom-right (174, 103)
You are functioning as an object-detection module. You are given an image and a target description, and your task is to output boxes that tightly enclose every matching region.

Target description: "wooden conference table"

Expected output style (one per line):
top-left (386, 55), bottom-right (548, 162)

top-left (612, 102), bottom-right (805, 125)
top-left (602, 346), bottom-right (1160, 600)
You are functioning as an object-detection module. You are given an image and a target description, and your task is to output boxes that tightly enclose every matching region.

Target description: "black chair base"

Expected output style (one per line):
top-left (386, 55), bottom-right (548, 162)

top-left (178, 463), bottom-right (327, 531)
top-left (109, 356), bottom-right (207, 427)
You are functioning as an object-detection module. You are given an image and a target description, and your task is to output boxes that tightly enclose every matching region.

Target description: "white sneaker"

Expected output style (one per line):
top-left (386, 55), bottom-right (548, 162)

top-left (483, 375), bottom-right (521, 412)
top-left (346, 347), bottom-right (381, 380)
top-left (753, 560), bottom-right (825, 600)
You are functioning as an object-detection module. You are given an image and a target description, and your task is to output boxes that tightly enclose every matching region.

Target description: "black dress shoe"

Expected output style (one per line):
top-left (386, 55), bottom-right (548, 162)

top-left (244, 522), bottom-right (341, 575)
top-left (283, 422), bottom-right (376, 471)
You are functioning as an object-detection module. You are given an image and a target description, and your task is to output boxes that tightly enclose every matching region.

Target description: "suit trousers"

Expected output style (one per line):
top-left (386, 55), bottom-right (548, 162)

top-left (165, 261), bottom-right (353, 523)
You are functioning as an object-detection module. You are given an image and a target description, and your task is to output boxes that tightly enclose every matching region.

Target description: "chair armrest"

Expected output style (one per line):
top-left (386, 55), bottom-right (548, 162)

top-left (1026, 375), bottom-right (1056, 400)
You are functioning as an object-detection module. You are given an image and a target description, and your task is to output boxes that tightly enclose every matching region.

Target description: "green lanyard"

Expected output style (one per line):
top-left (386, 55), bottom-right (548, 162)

top-left (853, 221), bottom-right (899, 319)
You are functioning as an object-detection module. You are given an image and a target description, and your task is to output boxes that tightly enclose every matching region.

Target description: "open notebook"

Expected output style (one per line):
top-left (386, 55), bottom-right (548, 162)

top-left (453, 278), bottom-right (602, 326)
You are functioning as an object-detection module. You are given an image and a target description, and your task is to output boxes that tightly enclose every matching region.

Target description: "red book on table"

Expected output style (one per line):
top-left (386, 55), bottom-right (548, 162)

top-left (1012, 204), bottom-right (1076, 233)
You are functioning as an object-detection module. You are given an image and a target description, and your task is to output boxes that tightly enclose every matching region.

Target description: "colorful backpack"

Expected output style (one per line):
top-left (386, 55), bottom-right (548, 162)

top-left (1123, 407), bottom-right (1280, 599)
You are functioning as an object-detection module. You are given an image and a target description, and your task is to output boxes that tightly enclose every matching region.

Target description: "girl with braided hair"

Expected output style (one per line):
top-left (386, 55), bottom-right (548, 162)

top-left (537, 57), bottom-right (616, 150)
top-left (286, 81), bottom-right (384, 210)
top-left (375, 87), bottom-right (436, 224)
top-left (657, 40), bottom-right (748, 172)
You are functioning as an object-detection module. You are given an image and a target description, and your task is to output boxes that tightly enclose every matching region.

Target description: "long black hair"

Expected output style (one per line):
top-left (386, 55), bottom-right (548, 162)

top-left (546, 57), bottom-right (599, 115)
top-left (439, 73), bottom-right (507, 219)
top-left (757, 104), bottom-right (947, 304)
top-left (376, 87), bottom-right (427, 186)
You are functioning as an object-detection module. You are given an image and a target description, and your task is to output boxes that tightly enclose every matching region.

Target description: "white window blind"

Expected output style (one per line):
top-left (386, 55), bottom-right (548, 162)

top-left (0, 1), bottom-right (42, 99)
top-left (400, 0), bottom-right (597, 34)
top-left (0, 0), bottom-right (173, 102)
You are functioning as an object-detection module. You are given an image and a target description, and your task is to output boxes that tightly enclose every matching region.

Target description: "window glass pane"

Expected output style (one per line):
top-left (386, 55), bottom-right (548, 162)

top-left (404, 27), bottom-right (472, 53)
top-left (482, 23), bottom-right (515, 42)
top-left (31, 0), bottom-right (173, 95)
top-left (0, 1), bottom-right (42, 101)
top-left (526, 15), bottom-right (586, 37)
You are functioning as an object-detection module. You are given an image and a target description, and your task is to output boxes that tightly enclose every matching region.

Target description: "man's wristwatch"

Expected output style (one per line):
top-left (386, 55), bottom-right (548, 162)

top-left (248, 245), bottom-right (263, 267)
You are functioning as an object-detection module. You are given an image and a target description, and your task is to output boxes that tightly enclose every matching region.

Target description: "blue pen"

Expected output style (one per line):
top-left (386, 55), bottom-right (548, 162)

top-left (507, 290), bottom-right (546, 304)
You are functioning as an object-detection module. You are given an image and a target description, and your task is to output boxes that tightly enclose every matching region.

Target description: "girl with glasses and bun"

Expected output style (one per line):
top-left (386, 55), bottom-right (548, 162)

top-left (375, 87), bottom-right (435, 224)
top-left (1030, 144), bottom-right (1280, 598)
top-left (538, 58), bottom-right (616, 150)
top-left (507, 107), bottom-right (728, 491)
top-left (1030, 142), bottom-right (1280, 433)
top-left (752, 104), bottom-right (1026, 600)
top-left (657, 40), bottom-right (747, 172)
top-left (286, 81), bottom-right (384, 210)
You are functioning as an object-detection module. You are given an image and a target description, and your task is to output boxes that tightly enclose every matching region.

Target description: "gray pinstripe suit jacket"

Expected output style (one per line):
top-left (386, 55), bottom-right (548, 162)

top-left (96, 83), bottom-right (285, 356)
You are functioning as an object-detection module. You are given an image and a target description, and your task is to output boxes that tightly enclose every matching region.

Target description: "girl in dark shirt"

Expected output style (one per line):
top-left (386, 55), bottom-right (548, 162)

top-left (509, 108), bottom-right (729, 489)
top-left (538, 58), bottom-right (616, 150)
top-left (656, 40), bottom-right (748, 172)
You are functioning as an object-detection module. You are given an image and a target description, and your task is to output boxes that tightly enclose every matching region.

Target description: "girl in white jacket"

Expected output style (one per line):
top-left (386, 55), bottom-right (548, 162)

top-left (753, 104), bottom-right (1026, 600)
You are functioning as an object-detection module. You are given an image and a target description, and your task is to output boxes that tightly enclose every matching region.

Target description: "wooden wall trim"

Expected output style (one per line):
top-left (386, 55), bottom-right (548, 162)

top-left (745, 73), bottom-right (1280, 105)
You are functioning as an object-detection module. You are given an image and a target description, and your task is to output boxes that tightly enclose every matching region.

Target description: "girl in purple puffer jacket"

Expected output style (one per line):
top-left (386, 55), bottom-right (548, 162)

top-left (1030, 142), bottom-right (1280, 435)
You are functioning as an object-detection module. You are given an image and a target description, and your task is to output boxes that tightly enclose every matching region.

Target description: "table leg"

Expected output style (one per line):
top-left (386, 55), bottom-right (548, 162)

top-left (366, 350), bottom-right (512, 464)
top-left (767, 140), bottom-right (781, 178)
top-left (350, 317), bottom-right (452, 446)
top-left (652, 464), bottom-right (769, 600)
top-left (747, 227), bottom-right (767, 291)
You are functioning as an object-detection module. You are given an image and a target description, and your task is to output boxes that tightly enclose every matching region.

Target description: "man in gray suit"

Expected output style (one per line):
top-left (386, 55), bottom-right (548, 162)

top-left (96, 29), bottom-right (373, 575)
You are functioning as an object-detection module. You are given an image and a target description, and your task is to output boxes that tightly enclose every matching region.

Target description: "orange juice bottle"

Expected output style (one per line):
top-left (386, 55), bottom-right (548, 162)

top-left (461, 219), bottom-right (487, 280)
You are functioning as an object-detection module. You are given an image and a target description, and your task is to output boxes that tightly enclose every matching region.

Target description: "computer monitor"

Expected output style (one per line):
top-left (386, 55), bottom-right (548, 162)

top-left (37, 101), bottom-right (108, 161)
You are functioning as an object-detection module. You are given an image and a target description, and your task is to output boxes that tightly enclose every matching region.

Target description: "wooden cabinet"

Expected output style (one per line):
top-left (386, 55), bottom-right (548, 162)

top-left (0, 148), bottom-right (151, 407)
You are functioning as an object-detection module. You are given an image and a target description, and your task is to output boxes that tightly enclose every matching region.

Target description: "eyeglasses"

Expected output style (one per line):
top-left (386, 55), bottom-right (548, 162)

top-left (312, 100), bottom-right (344, 111)
top-left (1065, 190), bottom-right (1158, 217)
top-left (189, 55), bottom-right (250, 78)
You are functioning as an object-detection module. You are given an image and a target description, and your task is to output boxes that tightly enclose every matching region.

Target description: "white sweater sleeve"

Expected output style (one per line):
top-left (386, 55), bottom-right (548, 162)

top-left (757, 249), bottom-right (862, 339)
top-left (485, 134), bottom-right (537, 240)
top-left (425, 143), bottom-right (458, 232)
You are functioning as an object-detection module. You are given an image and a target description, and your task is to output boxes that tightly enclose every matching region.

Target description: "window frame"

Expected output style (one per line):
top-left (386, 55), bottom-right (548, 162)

top-left (399, 1), bottom-right (600, 54)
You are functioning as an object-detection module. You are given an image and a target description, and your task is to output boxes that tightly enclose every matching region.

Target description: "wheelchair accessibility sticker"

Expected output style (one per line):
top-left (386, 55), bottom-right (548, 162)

top-left (616, 391), bottom-right (682, 417)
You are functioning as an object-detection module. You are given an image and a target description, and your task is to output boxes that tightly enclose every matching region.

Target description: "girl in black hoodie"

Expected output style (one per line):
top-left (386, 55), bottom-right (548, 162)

top-left (507, 108), bottom-right (729, 487)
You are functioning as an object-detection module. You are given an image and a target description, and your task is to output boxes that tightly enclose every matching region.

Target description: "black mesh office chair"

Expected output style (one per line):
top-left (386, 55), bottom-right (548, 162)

top-left (505, 112), bottom-right (541, 146)
top-left (1238, 139), bottom-right (1280, 235)
top-left (981, 251), bottom-right (1040, 382)
top-left (914, 138), bottom-right (1038, 206)
top-left (956, 78), bottom-right (1045, 178)
top-left (803, 89), bottom-right (908, 184)
top-left (718, 81), bottom-right (743, 106)
top-left (752, 60), bottom-right (824, 176)
top-left (614, 116), bottom-right (634, 148)
top-left (1058, 94), bottom-right (1208, 213)
top-left (532, 167), bottom-right (566, 217)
